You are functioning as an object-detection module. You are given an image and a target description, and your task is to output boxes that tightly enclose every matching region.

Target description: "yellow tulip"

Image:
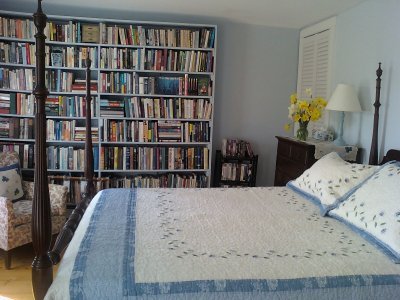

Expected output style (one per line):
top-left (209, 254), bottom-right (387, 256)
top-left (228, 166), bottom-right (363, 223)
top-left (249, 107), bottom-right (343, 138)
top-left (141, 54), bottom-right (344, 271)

top-left (284, 123), bottom-right (291, 131)
top-left (294, 114), bottom-right (301, 122)
top-left (290, 93), bottom-right (297, 104)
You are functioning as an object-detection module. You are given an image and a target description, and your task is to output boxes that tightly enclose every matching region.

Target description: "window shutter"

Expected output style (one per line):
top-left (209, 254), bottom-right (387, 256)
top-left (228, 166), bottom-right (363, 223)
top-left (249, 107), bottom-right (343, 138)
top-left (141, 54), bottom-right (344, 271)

top-left (297, 18), bottom-right (335, 133)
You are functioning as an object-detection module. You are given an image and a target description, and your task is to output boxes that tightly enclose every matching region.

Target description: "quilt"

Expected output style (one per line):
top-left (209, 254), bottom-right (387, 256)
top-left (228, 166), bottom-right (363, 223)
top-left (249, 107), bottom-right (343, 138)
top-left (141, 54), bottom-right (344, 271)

top-left (45, 187), bottom-right (400, 299)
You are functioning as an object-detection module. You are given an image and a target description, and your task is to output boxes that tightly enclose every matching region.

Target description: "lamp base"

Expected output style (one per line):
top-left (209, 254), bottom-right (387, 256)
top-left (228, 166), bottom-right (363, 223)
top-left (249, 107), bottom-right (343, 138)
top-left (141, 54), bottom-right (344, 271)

top-left (333, 136), bottom-right (346, 146)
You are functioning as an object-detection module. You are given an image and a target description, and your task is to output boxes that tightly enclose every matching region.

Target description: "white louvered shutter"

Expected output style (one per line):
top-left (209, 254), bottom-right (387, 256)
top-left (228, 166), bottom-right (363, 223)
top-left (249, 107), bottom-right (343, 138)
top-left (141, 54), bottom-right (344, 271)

top-left (297, 18), bottom-right (335, 133)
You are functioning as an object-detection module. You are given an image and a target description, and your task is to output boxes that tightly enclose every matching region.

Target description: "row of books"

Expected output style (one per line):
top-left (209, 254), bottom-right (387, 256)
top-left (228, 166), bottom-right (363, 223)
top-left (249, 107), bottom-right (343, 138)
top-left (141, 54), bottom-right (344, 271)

top-left (0, 17), bottom-right (215, 49)
top-left (102, 120), bottom-right (210, 142)
top-left (46, 95), bottom-right (96, 117)
top-left (0, 42), bottom-right (35, 65)
top-left (45, 71), bottom-right (98, 93)
top-left (0, 42), bottom-right (98, 68)
top-left (0, 68), bottom-right (34, 90)
top-left (51, 173), bottom-right (207, 205)
top-left (100, 24), bottom-right (215, 48)
top-left (221, 162), bottom-right (253, 182)
top-left (108, 173), bottom-right (208, 188)
top-left (99, 48), bottom-right (213, 73)
top-left (125, 97), bottom-right (212, 119)
top-left (100, 73), bottom-right (211, 96)
top-left (142, 49), bottom-right (213, 73)
top-left (47, 120), bottom-right (99, 142)
top-left (47, 46), bottom-right (98, 68)
top-left (0, 118), bottom-right (33, 139)
top-left (0, 17), bottom-right (36, 39)
top-left (49, 178), bottom-right (108, 205)
top-left (221, 139), bottom-right (254, 158)
top-left (47, 146), bottom-right (100, 170)
top-left (100, 146), bottom-right (209, 170)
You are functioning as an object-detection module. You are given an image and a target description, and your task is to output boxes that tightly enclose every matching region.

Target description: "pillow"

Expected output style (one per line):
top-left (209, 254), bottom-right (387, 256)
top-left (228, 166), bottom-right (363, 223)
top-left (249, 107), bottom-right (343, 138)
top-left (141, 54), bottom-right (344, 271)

top-left (287, 152), bottom-right (378, 215)
top-left (329, 161), bottom-right (400, 263)
top-left (0, 163), bottom-right (24, 202)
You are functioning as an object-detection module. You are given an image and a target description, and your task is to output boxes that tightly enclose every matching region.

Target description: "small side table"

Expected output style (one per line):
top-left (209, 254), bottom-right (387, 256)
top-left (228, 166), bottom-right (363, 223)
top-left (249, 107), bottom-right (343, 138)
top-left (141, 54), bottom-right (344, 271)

top-left (274, 136), bottom-right (359, 186)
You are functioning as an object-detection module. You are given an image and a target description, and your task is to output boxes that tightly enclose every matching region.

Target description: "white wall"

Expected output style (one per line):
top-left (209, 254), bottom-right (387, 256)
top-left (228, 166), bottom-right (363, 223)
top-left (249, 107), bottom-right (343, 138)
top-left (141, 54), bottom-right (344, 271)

top-left (332, 0), bottom-right (400, 162)
top-left (2, 1), bottom-right (299, 185)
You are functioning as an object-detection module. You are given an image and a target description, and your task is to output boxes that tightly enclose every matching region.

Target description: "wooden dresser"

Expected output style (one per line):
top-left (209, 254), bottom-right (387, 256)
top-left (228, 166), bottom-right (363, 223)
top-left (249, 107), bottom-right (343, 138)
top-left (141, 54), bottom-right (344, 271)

top-left (274, 136), bottom-right (317, 186)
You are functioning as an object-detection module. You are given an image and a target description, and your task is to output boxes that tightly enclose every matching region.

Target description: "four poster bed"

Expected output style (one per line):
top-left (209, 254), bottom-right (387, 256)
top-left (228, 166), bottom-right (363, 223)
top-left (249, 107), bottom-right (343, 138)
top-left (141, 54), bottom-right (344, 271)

top-left (30, 1), bottom-right (400, 300)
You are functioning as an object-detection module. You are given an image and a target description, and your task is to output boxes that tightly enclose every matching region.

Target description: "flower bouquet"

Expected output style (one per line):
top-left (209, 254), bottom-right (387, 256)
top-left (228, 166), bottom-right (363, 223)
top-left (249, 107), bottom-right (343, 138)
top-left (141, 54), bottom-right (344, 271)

top-left (285, 89), bottom-right (327, 141)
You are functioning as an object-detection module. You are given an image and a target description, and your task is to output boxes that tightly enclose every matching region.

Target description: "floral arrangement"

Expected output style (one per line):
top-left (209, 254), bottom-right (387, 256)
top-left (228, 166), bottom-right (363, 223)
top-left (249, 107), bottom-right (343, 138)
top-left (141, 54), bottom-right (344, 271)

top-left (284, 88), bottom-right (327, 140)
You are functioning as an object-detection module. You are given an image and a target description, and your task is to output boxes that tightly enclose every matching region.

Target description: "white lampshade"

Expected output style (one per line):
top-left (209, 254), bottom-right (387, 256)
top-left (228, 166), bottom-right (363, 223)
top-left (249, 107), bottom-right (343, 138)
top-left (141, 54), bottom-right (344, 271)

top-left (326, 84), bottom-right (362, 112)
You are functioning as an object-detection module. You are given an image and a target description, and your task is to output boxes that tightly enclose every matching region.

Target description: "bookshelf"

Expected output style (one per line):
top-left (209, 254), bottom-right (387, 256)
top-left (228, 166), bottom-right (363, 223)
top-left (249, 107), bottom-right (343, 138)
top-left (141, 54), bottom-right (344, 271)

top-left (213, 150), bottom-right (258, 187)
top-left (0, 10), bottom-right (217, 199)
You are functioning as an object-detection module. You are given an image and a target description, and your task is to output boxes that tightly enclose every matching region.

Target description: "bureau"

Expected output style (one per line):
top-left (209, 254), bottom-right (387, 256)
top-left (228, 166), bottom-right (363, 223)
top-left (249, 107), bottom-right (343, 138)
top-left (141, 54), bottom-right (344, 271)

top-left (274, 136), bottom-right (317, 186)
top-left (274, 136), bottom-right (360, 186)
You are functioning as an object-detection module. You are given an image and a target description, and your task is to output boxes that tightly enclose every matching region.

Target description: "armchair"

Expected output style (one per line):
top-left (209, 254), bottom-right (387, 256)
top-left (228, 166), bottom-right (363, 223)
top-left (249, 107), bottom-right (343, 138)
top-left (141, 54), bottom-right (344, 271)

top-left (0, 151), bottom-right (68, 269)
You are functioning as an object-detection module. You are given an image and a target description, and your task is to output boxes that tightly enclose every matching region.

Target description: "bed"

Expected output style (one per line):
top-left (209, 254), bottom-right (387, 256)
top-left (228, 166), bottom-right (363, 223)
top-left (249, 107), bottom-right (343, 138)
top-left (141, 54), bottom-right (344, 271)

top-left (29, 1), bottom-right (400, 299)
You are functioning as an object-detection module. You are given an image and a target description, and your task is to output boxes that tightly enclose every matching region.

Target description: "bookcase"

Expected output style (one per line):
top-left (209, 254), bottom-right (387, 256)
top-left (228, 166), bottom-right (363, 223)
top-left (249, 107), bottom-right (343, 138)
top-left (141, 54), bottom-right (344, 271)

top-left (213, 150), bottom-right (258, 187)
top-left (0, 10), bottom-right (217, 203)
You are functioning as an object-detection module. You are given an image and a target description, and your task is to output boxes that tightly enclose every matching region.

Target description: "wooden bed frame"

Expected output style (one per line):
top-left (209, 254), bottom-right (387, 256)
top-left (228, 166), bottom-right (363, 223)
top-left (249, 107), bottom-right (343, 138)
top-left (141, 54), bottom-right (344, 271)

top-left (29, 1), bottom-right (400, 299)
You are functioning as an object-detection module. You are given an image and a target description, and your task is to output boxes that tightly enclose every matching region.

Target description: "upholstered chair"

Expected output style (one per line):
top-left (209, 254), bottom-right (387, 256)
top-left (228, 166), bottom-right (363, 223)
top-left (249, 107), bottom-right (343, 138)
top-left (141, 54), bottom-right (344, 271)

top-left (0, 151), bottom-right (68, 269)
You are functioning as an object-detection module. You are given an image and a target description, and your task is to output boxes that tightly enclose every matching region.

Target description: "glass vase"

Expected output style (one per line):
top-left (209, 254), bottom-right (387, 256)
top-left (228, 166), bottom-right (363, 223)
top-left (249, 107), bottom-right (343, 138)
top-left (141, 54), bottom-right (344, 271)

top-left (296, 122), bottom-right (309, 141)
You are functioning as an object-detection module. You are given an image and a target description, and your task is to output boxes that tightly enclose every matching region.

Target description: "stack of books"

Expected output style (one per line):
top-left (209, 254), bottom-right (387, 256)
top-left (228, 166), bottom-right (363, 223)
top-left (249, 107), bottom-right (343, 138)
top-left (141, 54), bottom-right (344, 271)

top-left (0, 93), bottom-right (10, 114)
top-left (100, 99), bottom-right (124, 117)
top-left (157, 121), bottom-right (181, 142)
top-left (74, 126), bottom-right (99, 142)
top-left (71, 79), bottom-right (98, 93)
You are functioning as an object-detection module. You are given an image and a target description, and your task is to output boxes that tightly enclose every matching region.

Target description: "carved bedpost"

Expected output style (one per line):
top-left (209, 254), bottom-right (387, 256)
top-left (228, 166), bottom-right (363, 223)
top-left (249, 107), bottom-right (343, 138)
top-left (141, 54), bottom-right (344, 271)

top-left (369, 63), bottom-right (382, 165)
top-left (83, 55), bottom-right (96, 200)
top-left (31, 1), bottom-right (53, 299)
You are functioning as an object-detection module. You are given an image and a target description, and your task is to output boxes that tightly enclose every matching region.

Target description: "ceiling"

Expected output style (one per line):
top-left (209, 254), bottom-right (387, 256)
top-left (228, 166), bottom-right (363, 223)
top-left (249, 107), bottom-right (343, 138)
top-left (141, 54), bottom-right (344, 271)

top-left (13, 0), bottom-right (367, 28)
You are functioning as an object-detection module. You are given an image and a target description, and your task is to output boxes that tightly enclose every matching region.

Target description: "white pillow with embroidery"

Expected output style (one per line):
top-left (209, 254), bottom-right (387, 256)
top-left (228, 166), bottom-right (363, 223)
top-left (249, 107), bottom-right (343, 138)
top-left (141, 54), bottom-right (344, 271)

top-left (329, 161), bottom-right (400, 263)
top-left (0, 163), bottom-right (24, 202)
top-left (287, 152), bottom-right (377, 215)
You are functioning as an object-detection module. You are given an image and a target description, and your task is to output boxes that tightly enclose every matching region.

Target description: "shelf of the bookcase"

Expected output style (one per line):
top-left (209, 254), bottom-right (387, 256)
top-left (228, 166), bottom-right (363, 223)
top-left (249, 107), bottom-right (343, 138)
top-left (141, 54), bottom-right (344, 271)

top-left (0, 88), bottom-right (32, 93)
top-left (0, 36), bottom-right (34, 43)
top-left (219, 180), bottom-right (251, 185)
top-left (0, 139), bottom-right (100, 144)
top-left (0, 114), bottom-right (34, 118)
top-left (221, 156), bottom-right (256, 162)
top-left (0, 138), bottom-right (34, 143)
top-left (100, 141), bottom-right (210, 145)
top-left (101, 117), bottom-right (211, 122)
top-left (0, 115), bottom-right (95, 120)
top-left (99, 169), bottom-right (209, 173)
top-left (98, 43), bottom-right (214, 52)
top-left (0, 63), bottom-right (98, 71)
top-left (0, 88), bottom-right (100, 96)
top-left (46, 140), bottom-right (100, 145)
top-left (100, 68), bottom-right (213, 76)
top-left (48, 91), bottom-right (99, 96)
top-left (21, 168), bottom-right (101, 173)
top-left (47, 116), bottom-right (93, 120)
top-left (46, 40), bottom-right (99, 47)
top-left (99, 93), bottom-right (212, 99)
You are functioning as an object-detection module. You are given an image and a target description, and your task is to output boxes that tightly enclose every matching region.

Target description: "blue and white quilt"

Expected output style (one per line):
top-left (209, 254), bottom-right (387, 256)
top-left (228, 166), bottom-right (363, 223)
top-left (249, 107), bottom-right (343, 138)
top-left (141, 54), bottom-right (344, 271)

top-left (46, 187), bottom-right (400, 299)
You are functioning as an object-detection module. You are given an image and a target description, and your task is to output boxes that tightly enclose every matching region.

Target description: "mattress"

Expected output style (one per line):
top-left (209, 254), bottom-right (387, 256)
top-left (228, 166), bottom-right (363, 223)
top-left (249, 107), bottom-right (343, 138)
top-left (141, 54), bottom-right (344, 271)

top-left (45, 187), bottom-right (400, 299)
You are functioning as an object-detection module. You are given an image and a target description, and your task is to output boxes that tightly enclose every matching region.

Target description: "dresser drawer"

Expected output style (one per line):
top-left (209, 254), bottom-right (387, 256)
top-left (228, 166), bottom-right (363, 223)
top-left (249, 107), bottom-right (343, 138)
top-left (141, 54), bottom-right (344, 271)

top-left (290, 143), bottom-right (309, 164)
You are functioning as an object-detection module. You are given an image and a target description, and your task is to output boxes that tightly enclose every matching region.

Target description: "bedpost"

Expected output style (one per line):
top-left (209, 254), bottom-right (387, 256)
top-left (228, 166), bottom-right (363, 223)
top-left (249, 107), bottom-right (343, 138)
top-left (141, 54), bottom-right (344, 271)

top-left (369, 63), bottom-right (382, 165)
top-left (83, 55), bottom-right (96, 200)
top-left (31, 0), bottom-right (53, 299)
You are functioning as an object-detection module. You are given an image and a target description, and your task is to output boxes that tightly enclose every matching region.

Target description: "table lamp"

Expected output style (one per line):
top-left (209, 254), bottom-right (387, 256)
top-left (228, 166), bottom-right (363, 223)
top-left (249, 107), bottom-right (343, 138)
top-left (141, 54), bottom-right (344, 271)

top-left (326, 84), bottom-right (362, 146)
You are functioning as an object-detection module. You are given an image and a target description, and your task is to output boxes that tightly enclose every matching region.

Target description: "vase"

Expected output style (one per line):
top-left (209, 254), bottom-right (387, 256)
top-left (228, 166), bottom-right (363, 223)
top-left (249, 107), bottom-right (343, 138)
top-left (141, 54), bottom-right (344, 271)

top-left (296, 122), bottom-right (309, 141)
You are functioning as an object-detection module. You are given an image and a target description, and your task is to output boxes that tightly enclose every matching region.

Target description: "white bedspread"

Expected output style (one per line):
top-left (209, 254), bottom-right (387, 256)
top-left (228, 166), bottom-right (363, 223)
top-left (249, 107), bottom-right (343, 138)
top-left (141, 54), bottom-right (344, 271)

top-left (46, 187), bottom-right (400, 299)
